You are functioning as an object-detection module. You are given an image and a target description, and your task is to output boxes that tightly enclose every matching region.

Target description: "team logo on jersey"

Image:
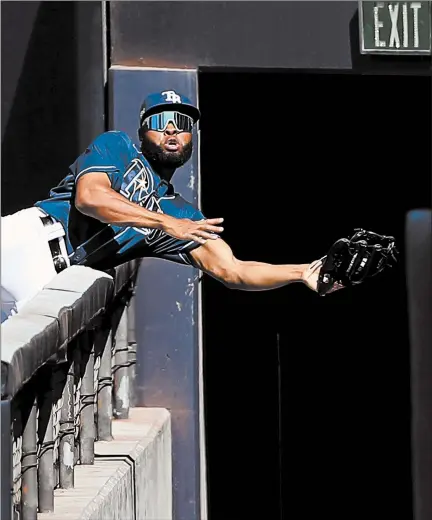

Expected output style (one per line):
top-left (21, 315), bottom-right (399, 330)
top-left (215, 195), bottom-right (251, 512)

top-left (133, 200), bottom-right (164, 241)
top-left (120, 158), bottom-right (164, 241)
top-left (162, 90), bottom-right (181, 103)
top-left (120, 158), bottom-right (155, 204)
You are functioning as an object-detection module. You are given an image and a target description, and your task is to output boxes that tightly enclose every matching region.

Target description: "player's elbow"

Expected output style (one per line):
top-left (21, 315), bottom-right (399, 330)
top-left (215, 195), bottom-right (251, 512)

top-left (75, 187), bottom-right (94, 213)
top-left (75, 173), bottom-right (113, 216)
top-left (75, 185), bottom-right (105, 217)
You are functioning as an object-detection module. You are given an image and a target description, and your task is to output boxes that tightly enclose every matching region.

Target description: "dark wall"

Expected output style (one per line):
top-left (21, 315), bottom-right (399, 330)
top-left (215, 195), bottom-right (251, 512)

top-left (1, 1), bottom-right (40, 142)
top-left (199, 71), bottom-right (431, 520)
top-left (109, 1), bottom-right (430, 74)
top-left (1, 1), bottom-right (105, 216)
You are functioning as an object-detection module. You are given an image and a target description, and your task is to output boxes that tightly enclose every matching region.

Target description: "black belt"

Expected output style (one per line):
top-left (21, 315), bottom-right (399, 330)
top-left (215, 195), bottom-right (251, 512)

top-left (40, 215), bottom-right (69, 273)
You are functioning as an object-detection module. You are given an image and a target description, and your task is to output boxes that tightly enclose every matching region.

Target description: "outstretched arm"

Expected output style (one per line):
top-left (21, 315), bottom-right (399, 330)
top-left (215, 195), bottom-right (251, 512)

top-left (75, 173), bottom-right (224, 244)
top-left (189, 237), bottom-right (322, 292)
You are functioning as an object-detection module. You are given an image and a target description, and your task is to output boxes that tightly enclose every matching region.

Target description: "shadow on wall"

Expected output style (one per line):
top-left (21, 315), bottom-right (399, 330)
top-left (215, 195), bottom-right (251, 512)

top-left (1, 1), bottom-right (78, 216)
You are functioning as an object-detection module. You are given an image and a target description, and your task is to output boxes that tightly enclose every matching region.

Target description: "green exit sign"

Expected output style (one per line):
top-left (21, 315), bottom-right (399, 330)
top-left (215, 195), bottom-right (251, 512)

top-left (359, 1), bottom-right (431, 54)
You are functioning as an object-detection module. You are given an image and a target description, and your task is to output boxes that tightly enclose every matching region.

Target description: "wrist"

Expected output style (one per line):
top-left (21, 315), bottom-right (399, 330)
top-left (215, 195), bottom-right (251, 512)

top-left (154, 212), bottom-right (170, 230)
top-left (141, 210), bottom-right (170, 231)
top-left (299, 264), bottom-right (310, 282)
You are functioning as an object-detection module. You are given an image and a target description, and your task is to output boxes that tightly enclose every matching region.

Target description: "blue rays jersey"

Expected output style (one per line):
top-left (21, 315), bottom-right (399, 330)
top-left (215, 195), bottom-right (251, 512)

top-left (34, 131), bottom-right (205, 271)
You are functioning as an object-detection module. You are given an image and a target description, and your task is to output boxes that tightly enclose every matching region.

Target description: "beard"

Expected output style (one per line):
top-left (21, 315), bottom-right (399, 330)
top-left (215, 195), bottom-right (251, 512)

top-left (140, 133), bottom-right (193, 169)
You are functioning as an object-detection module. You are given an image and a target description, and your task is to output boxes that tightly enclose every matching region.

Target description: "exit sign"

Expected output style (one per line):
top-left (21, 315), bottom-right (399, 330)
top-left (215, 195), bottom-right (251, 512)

top-left (359, 1), bottom-right (431, 54)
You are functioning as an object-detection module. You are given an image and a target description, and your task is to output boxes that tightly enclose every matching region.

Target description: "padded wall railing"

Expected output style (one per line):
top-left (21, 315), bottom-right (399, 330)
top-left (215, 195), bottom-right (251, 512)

top-left (1, 260), bottom-right (141, 520)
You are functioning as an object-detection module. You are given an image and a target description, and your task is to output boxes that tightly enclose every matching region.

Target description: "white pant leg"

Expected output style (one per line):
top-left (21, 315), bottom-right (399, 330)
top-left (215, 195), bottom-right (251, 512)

top-left (1, 207), bottom-right (57, 311)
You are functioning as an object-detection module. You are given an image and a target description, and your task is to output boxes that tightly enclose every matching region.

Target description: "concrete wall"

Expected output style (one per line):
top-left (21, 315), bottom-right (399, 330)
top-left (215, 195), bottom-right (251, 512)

top-left (108, 66), bottom-right (206, 520)
top-left (38, 408), bottom-right (172, 520)
top-left (109, 1), bottom-right (358, 69)
top-left (109, 1), bottom-right (430, 74)
top-left (406, 210), bottom-right (432, 520)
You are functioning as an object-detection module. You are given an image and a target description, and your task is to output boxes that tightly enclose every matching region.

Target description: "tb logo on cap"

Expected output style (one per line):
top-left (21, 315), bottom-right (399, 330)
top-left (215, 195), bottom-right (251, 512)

top-left (162, 90), bottom-right (181, 103)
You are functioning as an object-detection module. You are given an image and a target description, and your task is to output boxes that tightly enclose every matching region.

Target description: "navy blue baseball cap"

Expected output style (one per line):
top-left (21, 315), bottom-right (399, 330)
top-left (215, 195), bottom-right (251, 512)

top-left (139, 90), bottom-right (201, 127)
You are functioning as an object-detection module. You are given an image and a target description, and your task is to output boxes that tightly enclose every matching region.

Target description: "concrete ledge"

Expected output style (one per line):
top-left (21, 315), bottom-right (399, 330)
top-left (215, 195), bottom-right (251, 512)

top-left (38, 408), bottom-right (172, 520)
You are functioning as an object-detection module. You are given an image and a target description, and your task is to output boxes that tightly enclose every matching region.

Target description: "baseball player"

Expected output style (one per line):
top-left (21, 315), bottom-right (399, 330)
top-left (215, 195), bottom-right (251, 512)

top-left (1, 90), bottom-right (397, 323)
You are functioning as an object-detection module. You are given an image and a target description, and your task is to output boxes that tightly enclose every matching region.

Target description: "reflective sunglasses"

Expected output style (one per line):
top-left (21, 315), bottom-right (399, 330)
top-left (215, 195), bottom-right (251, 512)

top-left (141, 111), bottom-right (194, 133)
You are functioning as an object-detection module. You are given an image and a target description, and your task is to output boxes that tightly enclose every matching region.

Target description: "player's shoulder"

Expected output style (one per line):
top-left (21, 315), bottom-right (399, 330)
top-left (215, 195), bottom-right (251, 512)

top-left (92, 130), bottom-right (134, 150)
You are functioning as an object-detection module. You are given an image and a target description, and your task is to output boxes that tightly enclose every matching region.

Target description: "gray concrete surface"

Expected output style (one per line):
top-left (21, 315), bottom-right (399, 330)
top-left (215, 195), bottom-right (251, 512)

top-left (38, 407), bottom-right (172, 520)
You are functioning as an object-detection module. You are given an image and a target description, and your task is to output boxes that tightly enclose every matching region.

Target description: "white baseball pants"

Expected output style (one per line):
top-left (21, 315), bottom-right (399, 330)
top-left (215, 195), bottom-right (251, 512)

top-left (1, 207), bottom-right (65, 323)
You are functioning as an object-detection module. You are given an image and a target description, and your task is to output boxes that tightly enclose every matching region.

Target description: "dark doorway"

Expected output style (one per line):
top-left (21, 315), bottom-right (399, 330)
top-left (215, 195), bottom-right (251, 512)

top-left (199, 70), bottom-right (431, 520)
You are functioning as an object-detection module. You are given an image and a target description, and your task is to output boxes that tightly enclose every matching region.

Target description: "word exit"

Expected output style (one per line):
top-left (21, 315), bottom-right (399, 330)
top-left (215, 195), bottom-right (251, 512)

top-left (359, 1), bottom-right (431, 54)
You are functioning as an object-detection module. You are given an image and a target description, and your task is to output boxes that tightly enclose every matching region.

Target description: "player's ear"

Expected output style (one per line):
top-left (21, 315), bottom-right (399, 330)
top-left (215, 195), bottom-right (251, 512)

top-left (138, 127), bottom-right (144, 141)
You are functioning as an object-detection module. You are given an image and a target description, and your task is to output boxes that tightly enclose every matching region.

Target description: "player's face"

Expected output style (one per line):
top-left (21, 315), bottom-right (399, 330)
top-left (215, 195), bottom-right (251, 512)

top-left (141, 122), bottom-right (193, 169)
top-left (147, 123), bottom-right (192, 155)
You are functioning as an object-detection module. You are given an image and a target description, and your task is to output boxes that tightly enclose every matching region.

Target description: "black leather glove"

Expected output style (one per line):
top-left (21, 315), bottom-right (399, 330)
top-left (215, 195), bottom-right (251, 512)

top-left (317, 228), bottom-right (399, 296)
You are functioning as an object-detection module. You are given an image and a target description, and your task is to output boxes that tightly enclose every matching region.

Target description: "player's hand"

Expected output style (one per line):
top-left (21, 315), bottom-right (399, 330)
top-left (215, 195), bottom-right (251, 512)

top-left (302, 259), bottom-right (344, 294)
top-left (162, 216), bottom-right (224, 245)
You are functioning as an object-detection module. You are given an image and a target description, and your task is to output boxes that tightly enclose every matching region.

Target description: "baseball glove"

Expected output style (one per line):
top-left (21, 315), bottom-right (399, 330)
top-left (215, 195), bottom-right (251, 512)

top-left (317, 228), bottom-right (399, 296)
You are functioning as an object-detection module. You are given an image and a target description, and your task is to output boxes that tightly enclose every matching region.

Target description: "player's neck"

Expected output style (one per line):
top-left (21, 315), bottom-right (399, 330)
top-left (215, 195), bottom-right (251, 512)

top-left (148, 162), bottom-right (176, 183)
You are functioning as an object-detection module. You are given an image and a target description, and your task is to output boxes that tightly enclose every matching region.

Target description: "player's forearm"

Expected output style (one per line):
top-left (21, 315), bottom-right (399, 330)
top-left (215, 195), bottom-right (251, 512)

top-left (76, 186), bottom-right (167, 229)
top-left (230, 260), bottom-right (308, 291)
top-left (189, 239), bottom-right (310, 291)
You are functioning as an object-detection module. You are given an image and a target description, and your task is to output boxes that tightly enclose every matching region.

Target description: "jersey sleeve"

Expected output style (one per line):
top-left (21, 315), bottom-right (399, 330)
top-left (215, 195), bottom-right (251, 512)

top-left (186, 207), bottom-right (206, 222)
top-left (149, 197), bottom-right (207, 266)
top-left (70, 131), bottom-right (130, 185)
